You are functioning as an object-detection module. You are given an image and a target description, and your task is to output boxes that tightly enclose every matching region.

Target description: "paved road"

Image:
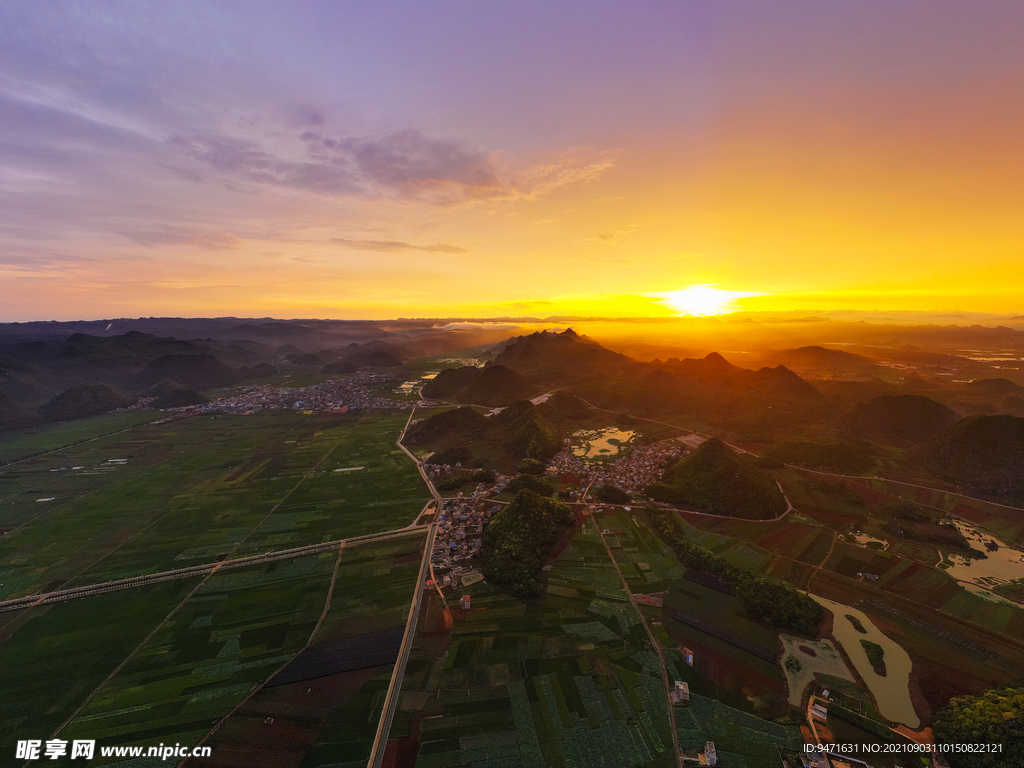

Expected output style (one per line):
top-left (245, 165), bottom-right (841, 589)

top-left (367, 521), bottom-right (438, 768)
top-left (0, 526), bottom-right (427, 614)
top-left (592, 507), bottom-right (682, 768)
top-left (366, 407), bottom-right (445, 767)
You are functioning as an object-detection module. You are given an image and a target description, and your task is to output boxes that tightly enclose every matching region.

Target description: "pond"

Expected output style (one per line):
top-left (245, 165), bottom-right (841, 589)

top-left (850, 531), bottom-right (889, 549)
top-left (811, 595), bottom-right (919, 728)
top-left (940, 520), bottom-right (1024, 588)
top-left (572, 428), bottom-right (636, 461)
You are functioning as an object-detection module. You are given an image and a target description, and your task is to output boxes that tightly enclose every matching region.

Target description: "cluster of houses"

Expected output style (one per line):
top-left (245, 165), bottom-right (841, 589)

top-left (429, 497), bottom-right (501, 590)
top-left (545, 438), bottom-right (683, 496)
top-left (172, 371), bottom-right (416, 415)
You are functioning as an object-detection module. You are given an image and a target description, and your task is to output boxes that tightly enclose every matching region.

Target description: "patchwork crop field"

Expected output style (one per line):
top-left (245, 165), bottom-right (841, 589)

top-left (393, 519), bottom-right (677, 768)
top-left (0, 409), bottom-right (428, 600)
top-left (0, 408), bottom-right (432, 766)
top-left (192, 533), bottom-right (428, 768)
top-left (59, 551), bottom-right (339, 756)
top-left (0, 578), bottom-right (204, 758)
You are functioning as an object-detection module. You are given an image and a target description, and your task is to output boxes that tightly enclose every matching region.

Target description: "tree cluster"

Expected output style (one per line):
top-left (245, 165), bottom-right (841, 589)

top-left (859, 639), bottom-right (886, 674)
top-left (596, 483), bottom-right (631, 504)
top-left (507, 473), bottom-right (555, 497)
top-left (932, 687), bottom-right (1024, 768)
top-left (436, 475), bottom-right (468, 491)
top-left (875, 500), bottom-right (931, 522)
top-left (516, 457), bottom-right (547, 475)
top-left (646, 506), bottom-right (824, 636)
top-left (483, 489), bottom-right (576, 599)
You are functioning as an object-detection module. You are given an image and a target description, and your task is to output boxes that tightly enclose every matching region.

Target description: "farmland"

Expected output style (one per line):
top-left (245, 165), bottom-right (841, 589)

top-left (189, 534), bottom-right (428, 768)
top-left (3, 531), bottom-right (429, 766)
top-left (59, 551), bottom-right (339, 757)
top-left (5, 365), bottom-right (1024, 767)
top-left (0, 410), bottom-right (158, 465)
top-left (392, 519), bottom-right (678, 768)
top-left (0, 409), bottom-right (429, 599)
top-left (0, 577), bottom-right (203, 757)
top-left (0, 406), bottom-right (433, 765)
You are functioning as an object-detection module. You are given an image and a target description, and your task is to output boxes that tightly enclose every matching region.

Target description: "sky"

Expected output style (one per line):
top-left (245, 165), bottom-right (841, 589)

top-left (1, 1), bottom-right (1023, 322)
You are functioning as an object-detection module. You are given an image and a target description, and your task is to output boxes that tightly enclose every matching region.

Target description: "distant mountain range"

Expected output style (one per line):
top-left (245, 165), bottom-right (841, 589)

top-left (0, 319), bottom-right (511, 431)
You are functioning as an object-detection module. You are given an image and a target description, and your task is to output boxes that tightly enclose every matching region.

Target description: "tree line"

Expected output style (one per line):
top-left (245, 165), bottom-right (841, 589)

top-left (646, 506), bottom-right (824, 636)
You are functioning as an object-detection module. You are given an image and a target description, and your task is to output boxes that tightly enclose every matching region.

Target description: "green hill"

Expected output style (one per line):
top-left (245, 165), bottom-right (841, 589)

top-left (493, 400), bottom-right (562, 461)
top-left (764, 440), bottom-right (874, 473)
top-left (145, 378), bottom-right (188, 398)
top-left (132, 354), bottom-right (244, 390)
top-left (647, 438), bottom-right (787, 519)
top-left (404, 407), bottom-right (489, 445)
top-left (536, 391), bottom-right (591, 421)
top-left (489, 328), bottom-right (632, 385)
top-left (915, 415), bottom-right (1024, 505)
top-left (421, 366), bottom-right (483, 399)
top-left (768, 345), bottom-right (880, 374)
top-left (151, 387), bottom-right (209, 409)
top-left (965, 378), bottom-right (1023, 395)
top-left (0, 392), bottom-right (37, 431)
top-left (482, 489), bottom-right (576, 599)
top-left (40, 383), bottom-right (135, 422)
top-left (320, 360), bottom-right (357, 374)
top-left (841, 394), bottom-right (960, 444)
top-left (402, 401), bottom-right (562, 467)
top-left (460, 365), bottom-right (538, 406)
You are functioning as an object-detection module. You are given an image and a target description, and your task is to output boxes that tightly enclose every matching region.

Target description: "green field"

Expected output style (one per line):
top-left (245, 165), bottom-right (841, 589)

top-left (197, 533), bottom-right (427, 768)
top-left (59, 551), bottom-right (339, 757)
top-left (0, 407), bottom-right (434, 764)
top-left (395, 519), bottom-right (676, 768)
top-left (674, 694), bottom-right (802, 768)
top-left (0, 411), bottom-right (158, 464)
top-left (0, 409), bottom-right (428, 599)
top-left (0, 578), bottom-right (203, 757)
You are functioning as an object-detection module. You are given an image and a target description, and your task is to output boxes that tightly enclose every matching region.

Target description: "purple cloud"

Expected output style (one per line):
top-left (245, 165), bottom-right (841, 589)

top-left (330, 237), bottom-right (467, 254)
top-left (170, 128), bottom-right (503, 203)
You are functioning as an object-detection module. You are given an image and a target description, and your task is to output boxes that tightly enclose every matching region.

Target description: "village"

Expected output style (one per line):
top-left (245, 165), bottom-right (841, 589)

top-left (428, 495), bottom-right (502, 593)
top-left (158, 371), bottom-right (430, 415)
top-left (546, 437), bottom-right (685, 497)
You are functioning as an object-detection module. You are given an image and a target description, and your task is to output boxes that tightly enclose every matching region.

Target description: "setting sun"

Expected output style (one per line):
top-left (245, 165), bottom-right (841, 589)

top-left (655, 286), bottom-right (764, 316)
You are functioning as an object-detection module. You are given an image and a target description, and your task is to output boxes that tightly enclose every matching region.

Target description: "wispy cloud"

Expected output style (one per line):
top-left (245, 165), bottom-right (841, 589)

top-left (510, 149), bottom-right (619, 199)
top-left (166, 129), bottom-right (505, 203)
top-left (588, 227), bottom-right (635, 244)
top-left (122, 228), bottom-right (242, 250)
top-left (167, 129), bottom-right (615, 206)
top-left (330, 237), bottom-right (467, 254)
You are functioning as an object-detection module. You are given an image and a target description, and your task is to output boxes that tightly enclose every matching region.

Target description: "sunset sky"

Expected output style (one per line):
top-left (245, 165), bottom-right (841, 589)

top-left (2, 1), bottom-right (1022, 321)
